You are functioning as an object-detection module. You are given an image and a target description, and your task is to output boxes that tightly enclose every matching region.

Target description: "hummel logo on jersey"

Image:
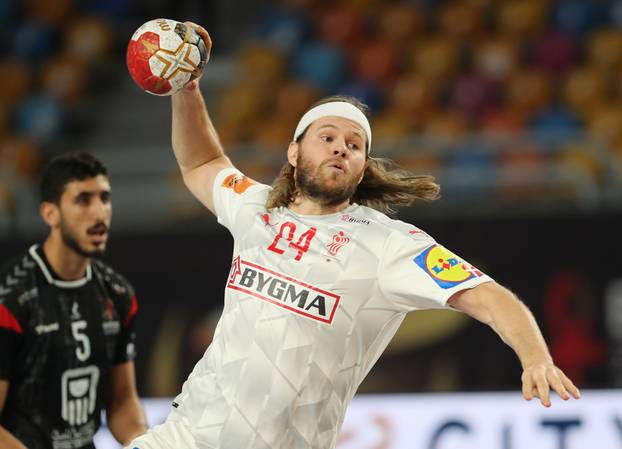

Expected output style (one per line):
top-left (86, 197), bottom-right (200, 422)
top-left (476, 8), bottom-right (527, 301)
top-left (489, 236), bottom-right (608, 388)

top-left (17, 287), bottom-right (37, 305)
top-left (259, 213), bottom-right (279, 227)
top-left (227, 257), bottom-right (340, 324)
top-left (340, 214), bottom-right (370, 225)
top-left (408, 228), bottom-right (430, 238)
top-left (35, 322), bottom-right (60, 334)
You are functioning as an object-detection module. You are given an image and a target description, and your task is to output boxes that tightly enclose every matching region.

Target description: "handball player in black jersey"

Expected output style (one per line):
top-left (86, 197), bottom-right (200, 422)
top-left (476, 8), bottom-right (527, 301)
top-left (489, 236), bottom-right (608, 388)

top-left (0, 153), bottom-right (147, 448)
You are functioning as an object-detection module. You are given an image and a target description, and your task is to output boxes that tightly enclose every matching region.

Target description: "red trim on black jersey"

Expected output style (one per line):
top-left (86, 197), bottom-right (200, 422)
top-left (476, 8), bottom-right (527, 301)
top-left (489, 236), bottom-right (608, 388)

top-left (0, 304), bottom-right (22, 334)
top-left (123, 294), bottom-right (138, 327)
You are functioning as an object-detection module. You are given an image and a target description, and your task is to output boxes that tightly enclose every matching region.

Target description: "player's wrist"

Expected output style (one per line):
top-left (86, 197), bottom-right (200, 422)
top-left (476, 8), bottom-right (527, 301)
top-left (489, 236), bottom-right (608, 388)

top-left (520, 354), bottom-right (554, 370)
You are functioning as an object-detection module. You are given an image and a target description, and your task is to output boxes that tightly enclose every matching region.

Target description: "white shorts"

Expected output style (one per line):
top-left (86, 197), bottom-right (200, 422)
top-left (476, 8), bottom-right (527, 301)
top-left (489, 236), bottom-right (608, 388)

top-left (125, 411), bottom-right (201, 449)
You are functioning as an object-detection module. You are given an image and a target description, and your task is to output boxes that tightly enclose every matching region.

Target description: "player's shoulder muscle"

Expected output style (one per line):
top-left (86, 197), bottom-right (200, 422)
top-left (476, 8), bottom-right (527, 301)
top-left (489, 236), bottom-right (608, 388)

top-left (355, 206), bottom-right (432, 240)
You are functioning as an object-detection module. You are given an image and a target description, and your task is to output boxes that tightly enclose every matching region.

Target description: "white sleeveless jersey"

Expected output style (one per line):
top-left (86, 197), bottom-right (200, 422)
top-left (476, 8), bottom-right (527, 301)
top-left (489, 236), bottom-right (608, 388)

top-left (172, 168), bottom-right (493, 449)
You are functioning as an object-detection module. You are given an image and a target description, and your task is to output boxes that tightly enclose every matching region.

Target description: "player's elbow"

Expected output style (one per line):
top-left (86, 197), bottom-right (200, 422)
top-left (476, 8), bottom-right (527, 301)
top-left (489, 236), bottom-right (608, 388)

top-left (448, 281), bottom-right (507, 325)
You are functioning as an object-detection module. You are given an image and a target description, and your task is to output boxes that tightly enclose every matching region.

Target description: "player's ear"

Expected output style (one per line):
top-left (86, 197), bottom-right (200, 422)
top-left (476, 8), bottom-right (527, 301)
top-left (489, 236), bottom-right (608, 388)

top-left (287, 141), bottom-right (299, 167)
top-left (40, 201), bottom-right (60, 228)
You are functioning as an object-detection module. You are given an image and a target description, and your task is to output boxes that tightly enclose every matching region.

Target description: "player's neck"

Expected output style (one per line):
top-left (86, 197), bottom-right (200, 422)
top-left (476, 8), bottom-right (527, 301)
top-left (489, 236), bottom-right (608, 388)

top-left (42, 235), bottom-right (90, 281)
top-left (288, 195), bottom-right (351, 216)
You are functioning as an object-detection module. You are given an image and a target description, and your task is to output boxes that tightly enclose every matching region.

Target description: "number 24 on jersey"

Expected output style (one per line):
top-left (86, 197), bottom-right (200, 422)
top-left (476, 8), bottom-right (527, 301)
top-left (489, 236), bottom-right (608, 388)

top-left (267, 221), bottom-right (317, 261)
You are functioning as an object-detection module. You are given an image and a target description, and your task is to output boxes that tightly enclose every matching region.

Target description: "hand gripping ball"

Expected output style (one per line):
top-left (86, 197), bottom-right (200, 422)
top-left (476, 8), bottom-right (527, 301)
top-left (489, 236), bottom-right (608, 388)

top-left (126, 19), bottom-right (208, 96)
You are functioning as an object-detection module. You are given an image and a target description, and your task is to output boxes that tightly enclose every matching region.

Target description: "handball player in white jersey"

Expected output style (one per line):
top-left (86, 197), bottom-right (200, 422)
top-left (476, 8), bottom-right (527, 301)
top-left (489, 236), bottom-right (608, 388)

top-left (127, 24), bottom-right (580, 449)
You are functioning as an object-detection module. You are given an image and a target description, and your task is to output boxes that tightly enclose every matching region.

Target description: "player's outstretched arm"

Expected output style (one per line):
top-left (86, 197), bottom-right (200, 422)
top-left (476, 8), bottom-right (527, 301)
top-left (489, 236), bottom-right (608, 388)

top-left (0, 380), bottom-right (27, 449)
top-left (447, 281), bottom-right (581, 407)
top-left (171, 23), bottom-right (233, 215)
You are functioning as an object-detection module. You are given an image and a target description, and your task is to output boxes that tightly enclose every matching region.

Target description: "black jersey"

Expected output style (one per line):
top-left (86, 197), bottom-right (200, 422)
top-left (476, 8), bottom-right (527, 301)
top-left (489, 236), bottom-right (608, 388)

top-left (0, 244), bottom-right (138, 449)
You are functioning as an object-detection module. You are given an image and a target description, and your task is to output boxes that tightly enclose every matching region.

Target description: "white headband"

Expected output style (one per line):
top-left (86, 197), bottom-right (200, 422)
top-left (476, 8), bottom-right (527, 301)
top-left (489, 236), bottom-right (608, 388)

top-left (293, 102), bottom-right (372, 154)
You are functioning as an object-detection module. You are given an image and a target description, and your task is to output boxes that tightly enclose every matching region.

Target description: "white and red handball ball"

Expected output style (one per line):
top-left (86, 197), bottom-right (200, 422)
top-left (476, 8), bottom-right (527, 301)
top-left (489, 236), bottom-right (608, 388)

top-left (126, 19), bottom-right (208, 96)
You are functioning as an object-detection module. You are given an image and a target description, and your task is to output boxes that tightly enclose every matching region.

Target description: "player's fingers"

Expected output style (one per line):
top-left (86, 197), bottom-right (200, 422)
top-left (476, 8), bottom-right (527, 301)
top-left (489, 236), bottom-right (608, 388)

top-left (560, 371), bottom-right (581, 399)
top-left (180, 21), bottom-right (211, 91)
top-left (532, 386), bottom-right (539, 397)
top-left (535, 375), bottom-right (551, 407)
top-left (184, 21), bottom-right (212, 51)
top-left (546, 369), bottom-right (569, 400)
top-left (521, 372), bottom-right (534, 401)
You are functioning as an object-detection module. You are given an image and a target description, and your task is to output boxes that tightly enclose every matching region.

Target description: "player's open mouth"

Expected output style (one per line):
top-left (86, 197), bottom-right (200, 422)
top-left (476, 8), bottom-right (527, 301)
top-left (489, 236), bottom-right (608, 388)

top-left (88, 223), bottom-right (109, 243)
top-left (328, 163), bottom-right (345, 173)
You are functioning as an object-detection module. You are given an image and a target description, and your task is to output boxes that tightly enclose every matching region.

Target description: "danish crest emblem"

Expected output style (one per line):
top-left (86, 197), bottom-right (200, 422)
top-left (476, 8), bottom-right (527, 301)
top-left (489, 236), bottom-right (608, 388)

top-left (326, 231), bottom-right (350, 256)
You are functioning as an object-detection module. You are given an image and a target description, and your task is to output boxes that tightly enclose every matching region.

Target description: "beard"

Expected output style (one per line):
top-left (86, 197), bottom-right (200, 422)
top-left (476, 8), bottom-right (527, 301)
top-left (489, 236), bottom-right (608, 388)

top-left (59, 217), bottom-right (106, 258)
top-left (295, 152), bottom-right (360, 207)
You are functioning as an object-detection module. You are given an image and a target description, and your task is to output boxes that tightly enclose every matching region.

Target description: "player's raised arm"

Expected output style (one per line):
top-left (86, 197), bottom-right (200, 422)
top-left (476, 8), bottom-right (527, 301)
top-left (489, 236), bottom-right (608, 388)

top-left (447, 281), bottom-right (581, 407)
top-left (171, 23), bottom-right (233, 215)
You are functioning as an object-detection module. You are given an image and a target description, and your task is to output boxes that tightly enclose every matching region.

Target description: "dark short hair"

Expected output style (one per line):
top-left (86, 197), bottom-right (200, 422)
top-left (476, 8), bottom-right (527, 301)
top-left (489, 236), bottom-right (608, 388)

top-left (40, 152), bottom-right (108, 204)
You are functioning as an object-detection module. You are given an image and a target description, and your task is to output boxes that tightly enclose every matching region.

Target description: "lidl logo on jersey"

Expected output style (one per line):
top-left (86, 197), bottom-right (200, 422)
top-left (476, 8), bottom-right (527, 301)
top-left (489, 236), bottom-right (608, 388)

top-left (414, 245), bottom-right (483, 289)
top-left (227, 257), bottom-right (340, 324)
top-left (221, 173), bottom-right (256, 194)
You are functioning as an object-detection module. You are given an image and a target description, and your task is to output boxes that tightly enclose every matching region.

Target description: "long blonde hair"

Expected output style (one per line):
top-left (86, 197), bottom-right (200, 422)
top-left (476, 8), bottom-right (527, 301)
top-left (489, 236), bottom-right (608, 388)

top-left (265, 96), bottom-right (440, 215)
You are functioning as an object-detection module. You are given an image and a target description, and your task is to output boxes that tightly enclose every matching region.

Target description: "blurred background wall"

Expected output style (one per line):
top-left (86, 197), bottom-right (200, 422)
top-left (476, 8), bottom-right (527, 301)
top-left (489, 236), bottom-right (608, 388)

top-left (0, 0), bottom-right (621, 399)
